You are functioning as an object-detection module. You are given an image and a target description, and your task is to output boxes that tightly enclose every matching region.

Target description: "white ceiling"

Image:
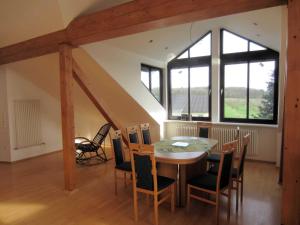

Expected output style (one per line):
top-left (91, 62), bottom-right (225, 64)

top-left (101, 6), bottom-right (284, 63)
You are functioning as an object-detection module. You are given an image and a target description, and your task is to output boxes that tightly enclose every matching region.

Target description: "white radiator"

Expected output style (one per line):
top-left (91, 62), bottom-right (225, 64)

top-left (175, 124), bottom-right (258, 156)
top-left (14, 100), bottom-right (43, 149)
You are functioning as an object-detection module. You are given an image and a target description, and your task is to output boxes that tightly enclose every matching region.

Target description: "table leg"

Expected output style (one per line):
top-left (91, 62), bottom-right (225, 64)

top-left (179, 164), bottom-right (187, 207)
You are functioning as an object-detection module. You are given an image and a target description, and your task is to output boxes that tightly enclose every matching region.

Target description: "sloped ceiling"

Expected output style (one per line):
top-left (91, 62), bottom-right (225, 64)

top-left (0, 0), bottom-right (132, 47)
top-left (0, 1), bottom-right (283, 63)
top-left (102, 6), bottom-right (283, 63)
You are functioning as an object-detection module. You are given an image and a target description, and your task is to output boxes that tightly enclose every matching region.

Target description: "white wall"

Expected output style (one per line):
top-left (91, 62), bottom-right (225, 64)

top-left (1, 54), bottom-right (108, 162)
top-left (6, 68), bottom-right (62, 162)
top-left (83, 43), bottom-right (167, 137)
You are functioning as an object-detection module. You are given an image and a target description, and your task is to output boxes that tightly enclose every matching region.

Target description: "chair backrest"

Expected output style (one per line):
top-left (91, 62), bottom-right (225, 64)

top-left (140, 123), bottom-right (152, 144)
top-left (93, 123), bottom-right (112, 146)
top-left (237, 133), bottom-right (250, 176)
top-left (126, 125), bottom-right (140, 144)
top-left (217, 140), bottom-right (238, 190)
top-left (129, 143), bottom-right (157, 192)
top-left (110, 130), bottom-right (125, 166)
top-left (197, 122), bottom-right (212, 138)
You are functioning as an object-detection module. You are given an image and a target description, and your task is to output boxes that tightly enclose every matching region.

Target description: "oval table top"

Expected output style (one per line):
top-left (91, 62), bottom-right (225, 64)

top-left (154, 136), bottom-right (218, 165)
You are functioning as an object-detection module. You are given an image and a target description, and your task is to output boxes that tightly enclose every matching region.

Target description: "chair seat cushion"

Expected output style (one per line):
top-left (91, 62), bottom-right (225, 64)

top-left (232, 168), bottom-right (238, 178)
top-left (207, 164), bottom-right (219, 175)
top-left (115, 161), bottom-right (132, 171)
top-left (207, 153), bottom-right (221, 163)
top-left (208, 166), bottom-right (239, 179)
top-left (188, 173), bottom-right (218, 191)
top-left (137, 176), bottom-right (175, 191)
top-left (157, 176), bottom-right (175, 191)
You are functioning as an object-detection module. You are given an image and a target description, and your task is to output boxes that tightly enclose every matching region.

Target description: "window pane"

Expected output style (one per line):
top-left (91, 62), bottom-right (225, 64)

top-left (224, 63), bottom-right (248, 118)
top-left (190, 33), bottom-right (211, 57)
top-left (141, 71), bottom-right (149, 88)
top-left (177, 50), bottom-right (188, 59)
top-left (223, 30), bottom-right (248, 54)
top-left (249, 42), bottom-right (266, 51)
top-left (190, 66), bottom-right (209, 117)
top-left (249, 61), bottom-right (275, 120)
top-left (170, 68), bottom-right (188, 116)
top-left (151, 70), bottom-right (161, 102)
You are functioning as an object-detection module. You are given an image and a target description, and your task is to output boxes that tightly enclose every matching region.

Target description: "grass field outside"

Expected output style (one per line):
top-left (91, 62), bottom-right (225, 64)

top-left (225, 98), bottom-right (263, 119)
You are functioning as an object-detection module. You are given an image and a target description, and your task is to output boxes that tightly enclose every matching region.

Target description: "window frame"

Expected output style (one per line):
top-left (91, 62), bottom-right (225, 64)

top-left (167, 31), bottom-right (212, 121)
top-left (220, 29), bottom-right (279, 124)
top-left (141, 63), bottom-right (164, 105)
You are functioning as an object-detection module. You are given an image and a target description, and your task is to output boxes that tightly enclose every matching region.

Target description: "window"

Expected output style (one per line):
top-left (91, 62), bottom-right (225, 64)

top-left (220, 29), bottom-right (279, 124)
top-left (168, 32), bottom-right (212, 121)
top-left (141, 64), bottom-right (163, 104)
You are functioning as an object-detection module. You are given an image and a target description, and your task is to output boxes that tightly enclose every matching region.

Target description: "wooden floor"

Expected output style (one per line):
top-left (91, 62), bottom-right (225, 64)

top-left (0, 152), bottom-right (281, 225)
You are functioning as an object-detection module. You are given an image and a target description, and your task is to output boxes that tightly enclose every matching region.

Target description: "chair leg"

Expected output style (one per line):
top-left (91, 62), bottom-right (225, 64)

top-left (171, 184), bottom-right (175, 212)
top-left (216, 193), bottom-right (220, 225)
top-left (236, 180), bottom-right (239, 212)
top-left (124, 172), bottom-right (127, 187)
top-left (187, 185), bottom-right (191, 212)
top-left (133, 190), bottom-right (138, 222)
top-left (227, 186), bottom-right (231, 223)
top-left (146, 194), bottom-right (150, 206)
top-left (154, 194), bottom-right (159, 225)
top-left (114, 169), bottom-right (118, 195)
top-left (241, 175), bottom-right (244, 203)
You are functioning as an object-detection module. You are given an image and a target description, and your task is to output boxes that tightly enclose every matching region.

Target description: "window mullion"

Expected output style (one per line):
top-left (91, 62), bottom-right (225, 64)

top-left (188, 67), bottom-right (191, 120)
top-left (246, 62), bottom-right (250, 119)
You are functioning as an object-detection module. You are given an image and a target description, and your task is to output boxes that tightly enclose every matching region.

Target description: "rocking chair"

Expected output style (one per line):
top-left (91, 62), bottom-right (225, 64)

top-left (75, 123), bottom-right (112, 164)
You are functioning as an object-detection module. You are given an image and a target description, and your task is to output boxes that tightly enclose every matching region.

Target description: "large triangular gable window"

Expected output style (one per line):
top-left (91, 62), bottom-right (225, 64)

top-left (220, 29), bottom-right (279, 124)
top-left (168, 31), bottom-right (212, 121)
top-left (222, 30), bottom-right (267, 54)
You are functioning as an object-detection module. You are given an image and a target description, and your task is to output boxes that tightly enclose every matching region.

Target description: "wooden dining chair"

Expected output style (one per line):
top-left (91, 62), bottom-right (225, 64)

top-left (231, 133), bottom-right (250, 212)
top-left (207, 127), bottom-right (240, 168)
top-left (110, 130), bottom-right (132, 195)
top-left (197, 122), bottom-right (212, 138)
top-left (126, 125), bottom-right (140, 144)
top-left (187, 140), bottom-right (238, 225)
top-left (129, 143), bottom-right (175, 225)
top-left (140, 123), bottom-right (152, 144)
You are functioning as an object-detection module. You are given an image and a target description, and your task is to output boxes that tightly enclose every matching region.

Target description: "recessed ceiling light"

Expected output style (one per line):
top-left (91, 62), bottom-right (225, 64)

top-left (148, 40), bottom-right (153, 43)
top-left (164, 46), bottom-right (168, 50)
top-left (256, 34), bottom-right (260, 37)
top-left (253, 22), bottom-right (258, 26)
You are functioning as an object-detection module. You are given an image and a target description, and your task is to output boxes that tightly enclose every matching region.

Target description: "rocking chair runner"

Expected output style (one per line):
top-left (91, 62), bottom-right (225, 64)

top-left (75, 123), bottom-right (112, 163)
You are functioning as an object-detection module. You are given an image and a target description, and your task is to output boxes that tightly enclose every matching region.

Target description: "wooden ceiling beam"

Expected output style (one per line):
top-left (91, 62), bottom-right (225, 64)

top-left (0, 0), bottom-right (286, 65)
top-left (0, 30), bottom-right (67, 65)
top-left (67, 0), bottom-right (286, 46)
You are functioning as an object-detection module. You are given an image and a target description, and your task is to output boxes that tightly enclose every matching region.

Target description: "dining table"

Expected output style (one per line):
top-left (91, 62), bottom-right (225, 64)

top-left (154, 136), bottom-right (218, 207)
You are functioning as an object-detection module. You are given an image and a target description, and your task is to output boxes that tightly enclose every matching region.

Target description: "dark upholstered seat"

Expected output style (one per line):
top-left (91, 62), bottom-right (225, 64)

top-left (129, 143), bottom-right (175, 225)
top-left (111, 130), bottom-right (132, 195)
top-left (137, 175), bottom-right (175, 191)
top-left (188, 173), bottom-right (218, 191)
top-left (115, 161), bottom-right (132, 171)
top-left (142, 129), bottom-right (151, 144)
top-left (207, 153), bottom-right (221, 162)
top-left (199, 127), bottom-right (209, 138)
top-left (187, 140), bottom-right (237, 225)
top-left (232, 168), bottom-right (238, 178)
top-left (129, 133), bottom-right (139, 144)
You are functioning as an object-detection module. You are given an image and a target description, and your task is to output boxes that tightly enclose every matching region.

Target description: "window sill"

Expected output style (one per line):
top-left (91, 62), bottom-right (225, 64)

top-left (164, 120), bottom-right (279, 129)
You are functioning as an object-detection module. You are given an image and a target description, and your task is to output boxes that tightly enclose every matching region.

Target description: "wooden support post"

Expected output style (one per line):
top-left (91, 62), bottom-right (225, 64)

top-left (282, 0), bottom-right (300, 224)
top-left (59, 44), bottom-right (76, 191)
